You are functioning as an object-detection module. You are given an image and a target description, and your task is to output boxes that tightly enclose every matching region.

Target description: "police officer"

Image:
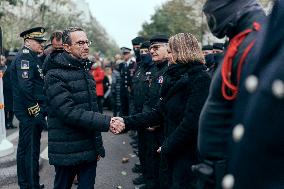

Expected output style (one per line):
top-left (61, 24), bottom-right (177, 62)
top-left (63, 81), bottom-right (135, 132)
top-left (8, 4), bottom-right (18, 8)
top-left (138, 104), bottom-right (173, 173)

top-left (129, 36), bottom-right (146, 115)
top-left (11, 27), bottom-right (47, 189)
top-left (132, 35), bottom-right (169, 188)
top-left (119, 47), bottom-right (136, 116)
top-left (131, 41), bottom-right (160, 187)
top-left (131, 36), bottom-right (145, 64)
top-left (196, 0), bottom-right (266, 188)
top-left (143, 35), bottom-right (169, 189)
top-left (129, 37), bottom-right (147, 177)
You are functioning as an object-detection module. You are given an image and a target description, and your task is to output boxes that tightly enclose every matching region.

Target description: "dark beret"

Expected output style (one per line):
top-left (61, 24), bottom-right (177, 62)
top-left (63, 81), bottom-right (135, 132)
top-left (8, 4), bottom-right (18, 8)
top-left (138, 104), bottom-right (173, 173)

top-left (131, 36), bottom-right (146, 45)
top-left (150, 35), bottom-right (169, 45)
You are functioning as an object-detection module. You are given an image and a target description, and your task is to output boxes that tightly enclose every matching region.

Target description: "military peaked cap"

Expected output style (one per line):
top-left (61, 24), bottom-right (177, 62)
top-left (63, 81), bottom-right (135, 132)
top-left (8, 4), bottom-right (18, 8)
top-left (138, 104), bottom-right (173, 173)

top-left (20, 27), bottom-right (47, 41)
top-left (120, 47), bottom-right (132, 53)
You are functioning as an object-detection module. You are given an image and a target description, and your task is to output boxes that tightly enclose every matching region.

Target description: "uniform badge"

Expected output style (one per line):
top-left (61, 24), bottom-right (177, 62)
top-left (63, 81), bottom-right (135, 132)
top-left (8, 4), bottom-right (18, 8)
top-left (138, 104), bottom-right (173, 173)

top-left (158, 76), bottom-right (164, 84)
top-left (146, 72), bottom-right (152, 81)
top-left (21, 60), bottom-right (29, 69)
top-left (23, 49), bottom-right (29, 54)
top-left (37, 65), bottom-right (44, 79)
top-left (22, 71), bottom-right (29, 79)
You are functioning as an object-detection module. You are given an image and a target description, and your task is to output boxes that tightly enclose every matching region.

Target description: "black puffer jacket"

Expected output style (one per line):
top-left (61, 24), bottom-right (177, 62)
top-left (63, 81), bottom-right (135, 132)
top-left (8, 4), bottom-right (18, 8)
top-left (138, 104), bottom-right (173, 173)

top-left (43, 52), bottom-right (111, 166)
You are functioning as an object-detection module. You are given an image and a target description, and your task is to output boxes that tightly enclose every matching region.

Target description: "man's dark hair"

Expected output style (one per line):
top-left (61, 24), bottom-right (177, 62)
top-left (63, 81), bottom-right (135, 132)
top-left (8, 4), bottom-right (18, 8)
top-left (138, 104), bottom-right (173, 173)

top-left (62, 27), bottom-right (84, 45)
top-left (50, 30), bottom-right (63, 42)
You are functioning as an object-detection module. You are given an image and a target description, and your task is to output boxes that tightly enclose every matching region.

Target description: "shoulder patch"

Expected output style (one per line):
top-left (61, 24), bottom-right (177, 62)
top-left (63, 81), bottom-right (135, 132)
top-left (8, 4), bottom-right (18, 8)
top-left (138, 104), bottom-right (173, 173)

top-left (23, 49), bottom-right (29, 54)
top-left (21, 60), bottom-right (30, 69)
top-left (22, 71), bottom-right (29, 79)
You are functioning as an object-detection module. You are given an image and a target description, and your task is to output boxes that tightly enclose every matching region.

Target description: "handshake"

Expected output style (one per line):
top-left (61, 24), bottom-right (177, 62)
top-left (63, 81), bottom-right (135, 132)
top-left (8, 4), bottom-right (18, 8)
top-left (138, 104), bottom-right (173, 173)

top-left (109, 117), bottom-right (126, 134)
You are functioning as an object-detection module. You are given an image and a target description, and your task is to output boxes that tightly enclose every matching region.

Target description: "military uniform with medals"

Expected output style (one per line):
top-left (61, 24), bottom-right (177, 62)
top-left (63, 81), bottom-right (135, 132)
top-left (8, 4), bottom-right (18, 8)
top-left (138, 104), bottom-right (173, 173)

top-left (142, 37), bottom-right (169, 189)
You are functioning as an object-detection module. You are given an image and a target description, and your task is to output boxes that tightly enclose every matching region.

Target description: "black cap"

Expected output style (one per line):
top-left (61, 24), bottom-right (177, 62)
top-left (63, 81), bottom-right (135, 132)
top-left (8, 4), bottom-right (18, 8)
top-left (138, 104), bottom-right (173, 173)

top-left (131, 36), bottom-right (146, 46)
top-left (150, 35), bottom-right (169, 45)
top-left (20, 27), bottom-right (47, 41)
top-left (120, 47), bottom-right (131, 54)
top-left (140, 41), bottom-right (150, 49)
top-left (202, 45), bottom-right (213, 51)
top-left (213, 43), bottom-right (224, 50)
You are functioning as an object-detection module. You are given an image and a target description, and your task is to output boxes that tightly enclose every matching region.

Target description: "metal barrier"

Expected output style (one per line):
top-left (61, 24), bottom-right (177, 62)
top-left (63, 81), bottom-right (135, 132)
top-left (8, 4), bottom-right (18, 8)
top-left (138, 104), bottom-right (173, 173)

top-left (0, 67), bottom-right (14, 157)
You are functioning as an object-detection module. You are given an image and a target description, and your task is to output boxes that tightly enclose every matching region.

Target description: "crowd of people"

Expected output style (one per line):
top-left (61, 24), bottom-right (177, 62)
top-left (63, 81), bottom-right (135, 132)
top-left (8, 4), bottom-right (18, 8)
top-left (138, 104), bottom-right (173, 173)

top-left (1, 0), bottom-right (284, 188)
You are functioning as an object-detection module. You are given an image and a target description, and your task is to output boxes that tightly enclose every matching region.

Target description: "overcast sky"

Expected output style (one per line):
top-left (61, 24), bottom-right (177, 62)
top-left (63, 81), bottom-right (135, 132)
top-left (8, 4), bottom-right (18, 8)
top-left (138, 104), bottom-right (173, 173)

top-left (86, 0), bottom-right (167, 48)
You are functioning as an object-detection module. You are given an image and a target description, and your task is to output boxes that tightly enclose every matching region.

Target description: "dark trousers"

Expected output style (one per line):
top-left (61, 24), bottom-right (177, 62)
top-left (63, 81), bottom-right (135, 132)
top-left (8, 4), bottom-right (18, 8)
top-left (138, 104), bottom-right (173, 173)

top-left (53, 161), bottom-right (97, 189)
top-left (144, 130), bottom-right (161, 188)
top-left (138, 129), bottom-right (147, 176)
top-left (97, 96), bottom-right (104, 114)
top-left (16, 115), bottom-right (43, 189)
top-left (120, 90), bottom-right (129, 116)
top-left (160, 153), bottom-right (197, 189)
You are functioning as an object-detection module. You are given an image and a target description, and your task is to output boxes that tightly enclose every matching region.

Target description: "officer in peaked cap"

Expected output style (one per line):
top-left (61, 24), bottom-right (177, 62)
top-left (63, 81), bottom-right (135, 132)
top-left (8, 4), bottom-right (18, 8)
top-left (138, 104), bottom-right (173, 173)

top-left (119, 46), bottom-right (137, 116)
top-left (149, 34), bottom-right (169, 67)
top-left (20, 27), bottom-right (47, 42)
top-left (11, 26), bottom-right (47, 189)
top-left (147, 35), bottom-right (169, 188)
top-left (120, 47), bottom-right (132, 54)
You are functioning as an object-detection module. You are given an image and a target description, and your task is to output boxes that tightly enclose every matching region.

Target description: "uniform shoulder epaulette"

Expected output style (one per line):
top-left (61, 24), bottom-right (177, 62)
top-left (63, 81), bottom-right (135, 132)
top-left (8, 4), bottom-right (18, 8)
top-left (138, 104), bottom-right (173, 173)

top-left (23, 49), bottom-right (29, 54)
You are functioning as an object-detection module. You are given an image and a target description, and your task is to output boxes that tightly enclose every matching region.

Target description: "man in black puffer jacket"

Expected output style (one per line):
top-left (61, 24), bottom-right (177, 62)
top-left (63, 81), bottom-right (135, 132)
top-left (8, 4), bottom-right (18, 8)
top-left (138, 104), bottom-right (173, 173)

top-left (43, 27), bottom-right (118, 189)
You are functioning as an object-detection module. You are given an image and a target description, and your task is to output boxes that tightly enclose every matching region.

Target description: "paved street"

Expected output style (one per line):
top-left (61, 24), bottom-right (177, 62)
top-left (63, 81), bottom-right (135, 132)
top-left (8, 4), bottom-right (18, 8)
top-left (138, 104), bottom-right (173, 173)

top-left (1, 111), bottom-right (140, 189)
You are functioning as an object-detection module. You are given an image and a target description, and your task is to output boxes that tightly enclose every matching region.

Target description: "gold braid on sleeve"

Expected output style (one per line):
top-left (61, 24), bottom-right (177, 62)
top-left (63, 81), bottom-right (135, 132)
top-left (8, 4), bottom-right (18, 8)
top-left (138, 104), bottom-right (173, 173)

top-left (28, 103), bottom-right (41, 116)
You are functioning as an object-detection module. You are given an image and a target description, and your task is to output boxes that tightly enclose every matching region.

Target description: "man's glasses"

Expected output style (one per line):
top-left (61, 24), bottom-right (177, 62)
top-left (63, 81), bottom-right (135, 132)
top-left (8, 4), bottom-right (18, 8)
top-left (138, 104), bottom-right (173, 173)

top-left (72, 40), bottom-right (92, 47)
